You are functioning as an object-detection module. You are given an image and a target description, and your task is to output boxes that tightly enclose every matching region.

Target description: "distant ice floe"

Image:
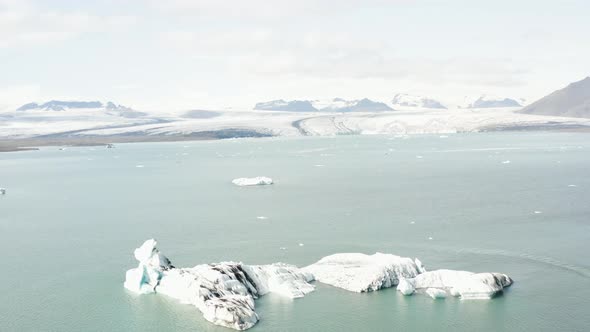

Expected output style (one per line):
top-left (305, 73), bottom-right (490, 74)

top-left (125, 241), bottom-right (513, 330)
top-left (124, 239), bottom-right (314, 330)
top-left (502, 160), bottom-right (511, 164)
top-left (232, 177), bottom-right (273, 186)
top-left (256, 216), bottom-right (268, 220)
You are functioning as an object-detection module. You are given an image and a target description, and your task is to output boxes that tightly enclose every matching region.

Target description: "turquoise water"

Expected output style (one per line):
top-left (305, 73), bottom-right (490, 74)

top-left (1, 132), bottom-right (589, 331)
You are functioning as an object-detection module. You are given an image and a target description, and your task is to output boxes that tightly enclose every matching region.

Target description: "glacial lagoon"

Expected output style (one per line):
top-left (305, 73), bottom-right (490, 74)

top-left (1, 132), bottom-right (589, 331)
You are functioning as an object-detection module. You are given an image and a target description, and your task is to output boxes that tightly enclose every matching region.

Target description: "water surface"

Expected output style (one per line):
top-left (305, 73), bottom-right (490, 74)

top-left (1, 132), bottom-right (589, 331)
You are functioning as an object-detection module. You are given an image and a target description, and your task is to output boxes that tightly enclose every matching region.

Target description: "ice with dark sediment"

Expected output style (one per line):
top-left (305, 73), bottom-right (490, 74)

top-left (124, 239), bottom-right (314, 330)
top-left (125, 241), bottom-right (513, 329)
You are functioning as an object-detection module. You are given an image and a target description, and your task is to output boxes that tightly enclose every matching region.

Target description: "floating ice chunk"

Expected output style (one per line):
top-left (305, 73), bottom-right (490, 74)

top-left (299, 243), bottom-right (305, 247)
top-left (399, 269), bottom-right (513, 300)
top-left (534, 211), bottom-right (542, 214)
top-left (426, 288), bottom-right (447, 299)
top-left (416, 155), bottom-right (423, 159)
top-left (124, 239), bottom-right (173, 294)
top-left (0, 188), bottom-right (5, 195)
top-left (501, 160), bottom-right (511, 164)
top-left (428, 237), bottom-right (433, 240)
top-left (136, 165), bottom-right (144, 168)
top-left (303, 253), bottom-right (423, 292)
top-left (124, 240), bottom-right (314, 330)
top-left (232, 177), bottom-right (273, 186)
top-left (568, 184), bottom-right (578, 187)
top-left (314, 164), bottom-right (325, 167)
top-left (256, 216), bottom-right (268, 220)
top-left (410, 221), bottom-right (415, 224)
top-left (397, 278), bottom-right (415, 295)
top-left (279, 247), bottom-right (287, 250)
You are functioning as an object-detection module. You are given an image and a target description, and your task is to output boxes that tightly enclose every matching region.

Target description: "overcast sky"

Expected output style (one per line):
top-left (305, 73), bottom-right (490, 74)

top-left (1, 0), bottom-right (589, 111)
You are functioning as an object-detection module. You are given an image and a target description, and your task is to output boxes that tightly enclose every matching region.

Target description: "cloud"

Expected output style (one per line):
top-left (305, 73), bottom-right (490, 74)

top-left (0, 0), bottom-right (136, 48)
top-left (151, 0), bottom-right (412, 21)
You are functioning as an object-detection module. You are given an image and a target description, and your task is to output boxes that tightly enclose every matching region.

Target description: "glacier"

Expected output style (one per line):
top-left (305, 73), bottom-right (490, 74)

top-left (232, 177), bottom-right (273, 186)
top-left (124, 239), bottom-right (314, 330)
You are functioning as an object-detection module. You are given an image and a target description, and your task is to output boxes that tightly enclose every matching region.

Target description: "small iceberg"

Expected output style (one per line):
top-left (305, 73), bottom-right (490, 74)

top-left (232, 177), bottom-right (273, 186)
top-left (0, 188), bottom-right (5, 195)
top-left (124, 239), bottom-right (314, 330)
top-left (397, 269), bottom-right (513, 299)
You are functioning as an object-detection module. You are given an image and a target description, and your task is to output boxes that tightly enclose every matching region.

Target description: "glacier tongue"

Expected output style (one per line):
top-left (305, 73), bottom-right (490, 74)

top-left (124, 239), bottom-right (315, 330)
top-left (302, 253), bottom-right (423, 292)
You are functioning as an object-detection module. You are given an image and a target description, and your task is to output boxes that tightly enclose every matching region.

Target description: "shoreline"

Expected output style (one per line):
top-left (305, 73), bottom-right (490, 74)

top-left (1, 124), bottom-right (590, 153)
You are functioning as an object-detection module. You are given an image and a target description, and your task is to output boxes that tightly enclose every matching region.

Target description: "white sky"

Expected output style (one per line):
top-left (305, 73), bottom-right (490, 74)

top-left (1, 0), bottom-right (589, 111)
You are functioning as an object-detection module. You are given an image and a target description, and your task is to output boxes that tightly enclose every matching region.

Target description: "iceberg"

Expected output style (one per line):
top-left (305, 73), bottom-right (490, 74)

top-left (0, 188), bottom-right (5, 195)
top-left (397, 269), bottom-right (513, 299)
top-left (302, 253), bottom-right (424, 292)
top-left (232, 177), bottom-right (273, 186)
top-left (125, 241), bottom-right (513, 329)
top-left (124, 239), bottom-right (314, 330)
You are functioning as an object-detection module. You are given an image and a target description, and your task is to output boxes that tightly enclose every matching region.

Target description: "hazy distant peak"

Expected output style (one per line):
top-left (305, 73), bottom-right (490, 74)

top-left (15, 100), bottom-right (146, 118)
top-left (391, 93), bottom-right (447, 109)
top-left (463, 95), bottom-right (523, 108)
top-left (254, 99), bottom-right (318, 112)
top-left (17, 100), bottom-right (105, 111)
top-left (312, 98), bottom-right (393, 112)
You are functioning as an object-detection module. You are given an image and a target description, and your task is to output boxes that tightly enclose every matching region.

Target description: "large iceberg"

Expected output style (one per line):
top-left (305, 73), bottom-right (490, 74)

top-left (125, 241), bottom-right (514, 329)
top-left (396, 269), bottom-right (513, 299)
top-left (124, 239), bottom-right (314, 330)
top-left (232, 177), bottom-right (273, 186)
top-left (302, 253), bottom-right (425, 292)
top-left (303, 253), bottom-right (512, 299)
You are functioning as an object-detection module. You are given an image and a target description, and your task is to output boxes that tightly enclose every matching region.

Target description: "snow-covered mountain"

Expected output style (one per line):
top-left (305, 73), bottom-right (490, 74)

top-left (313, 98), bottom-right (393, 112)
top-left (16, 100), bottom-right (146, 118)
top-left (391, 94), bottom-right (447, 109)
top-left (255, 98), bottom-right (393, 112)
top-left (519, 77), bottom-right (590, 118)
top-left (463, 95), bottom-right (523, 108)
top-left (254, 100), bottom-right (318, 112)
